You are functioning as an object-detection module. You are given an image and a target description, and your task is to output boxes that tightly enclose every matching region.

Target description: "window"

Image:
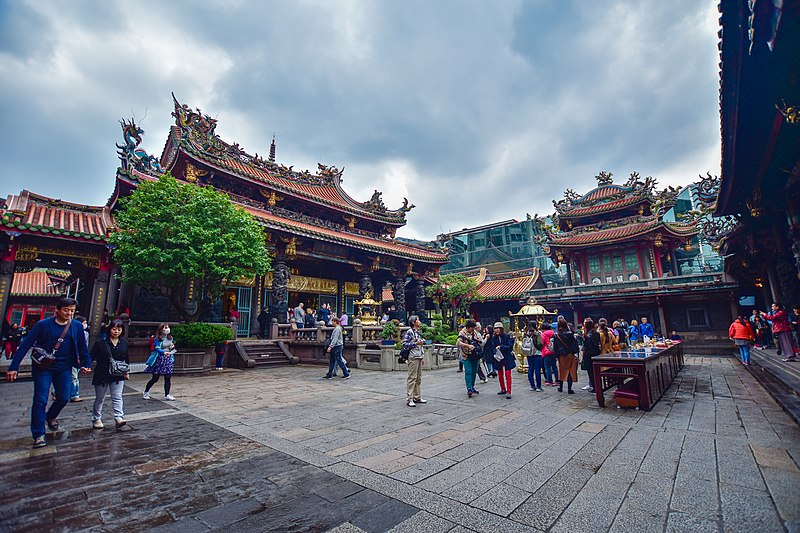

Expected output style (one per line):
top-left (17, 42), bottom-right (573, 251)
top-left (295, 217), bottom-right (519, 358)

top-left (588, 257), bottom-right (600, 274)
top-left (602, 256), bottom-right (612, 272)
top-left (613, 256), bottom-right (623, 272)
top-left (687, 308), bottom-right (709, 328)
top-left (625, 252), bottom-right (639, 271)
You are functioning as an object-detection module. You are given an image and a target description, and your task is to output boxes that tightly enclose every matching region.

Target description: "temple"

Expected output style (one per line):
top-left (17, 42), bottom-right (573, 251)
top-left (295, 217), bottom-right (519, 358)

top-left (1, 95), bottom-right (448, 339)
top-left (529, 172), bottom-right (738, 344)
top-left (712, 0), bottom-right (800, 308)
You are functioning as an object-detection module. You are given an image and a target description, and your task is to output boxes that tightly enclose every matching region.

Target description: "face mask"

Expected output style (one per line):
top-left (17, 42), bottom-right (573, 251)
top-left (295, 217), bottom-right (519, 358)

top-left (163, 327), bottom-right (171, 335)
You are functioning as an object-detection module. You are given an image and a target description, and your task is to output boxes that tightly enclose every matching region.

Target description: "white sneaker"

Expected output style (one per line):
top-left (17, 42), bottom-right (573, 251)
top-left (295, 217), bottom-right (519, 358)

top-left (407, 400), bottom-right (416, 407)
top-left (581, 384), bottom-right (591, 390)
top-left (536, 388), bottom-right (543, 392)
top-left (481, 379), bottom-right (488, 384)
top-left (165, 394), bottom-right (176, 401)
top-left (415, 398), bottom-right (427, 404)
top-left (92, 419), bottom-right (104, 429)
top-left (142, 391), bottom-right (151, 400)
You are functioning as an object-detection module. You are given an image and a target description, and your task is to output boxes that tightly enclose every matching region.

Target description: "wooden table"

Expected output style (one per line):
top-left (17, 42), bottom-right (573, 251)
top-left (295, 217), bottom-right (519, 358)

top-left (592, 342), bottom-right (684, 411)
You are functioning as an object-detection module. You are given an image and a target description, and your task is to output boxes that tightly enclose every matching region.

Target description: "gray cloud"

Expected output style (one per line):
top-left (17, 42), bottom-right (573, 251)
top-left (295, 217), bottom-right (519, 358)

top-left (0, 0), bottom-right (721, 239)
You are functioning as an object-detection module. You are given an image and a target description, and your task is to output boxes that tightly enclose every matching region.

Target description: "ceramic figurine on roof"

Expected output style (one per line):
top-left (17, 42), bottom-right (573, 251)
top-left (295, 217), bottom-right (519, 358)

top-left (116, 118), bottom-right (163, 176)
top-left (542, 171), bottom-right (698, 284)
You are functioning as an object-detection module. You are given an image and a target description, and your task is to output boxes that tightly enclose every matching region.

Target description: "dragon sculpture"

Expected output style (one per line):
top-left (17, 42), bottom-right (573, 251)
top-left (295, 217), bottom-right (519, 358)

top-left (116, 118), bottom-right (163, 175)
top-left (676, 172), bottom-right (739, 251)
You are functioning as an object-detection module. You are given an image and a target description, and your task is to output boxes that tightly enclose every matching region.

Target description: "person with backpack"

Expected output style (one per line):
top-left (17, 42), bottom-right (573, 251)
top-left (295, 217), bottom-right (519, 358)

top-left (540, 323), bottom-right (557, 386)
top-left (554, 318), bottom-right (579, 394)
top-left (597, 318), bottom-right (616, 354)
top-left (456, 319), bottom-right (484, 398)
top-left (521, 320), bottom-right (544, 392)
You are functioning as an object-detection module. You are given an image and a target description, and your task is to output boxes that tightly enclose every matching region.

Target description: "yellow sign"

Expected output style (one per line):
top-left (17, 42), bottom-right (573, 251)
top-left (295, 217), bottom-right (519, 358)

top-left (344, 282), bottom-right (360, 296)
top-left (263, 272), bottom-right (338, 294)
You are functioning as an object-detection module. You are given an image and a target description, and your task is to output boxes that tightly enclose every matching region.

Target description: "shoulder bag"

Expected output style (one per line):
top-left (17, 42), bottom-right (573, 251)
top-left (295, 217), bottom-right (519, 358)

top-left (31, 322), bottom-right (72, 369)
top-left (108, 342), bottom-right (130, 378)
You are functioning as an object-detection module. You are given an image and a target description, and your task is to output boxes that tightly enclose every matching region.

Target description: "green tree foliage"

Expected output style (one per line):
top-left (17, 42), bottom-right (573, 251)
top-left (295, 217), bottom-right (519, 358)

top-left (425, 273), bottom-right (483, 330)
top-left (110, 173), bottom-right (271, 322)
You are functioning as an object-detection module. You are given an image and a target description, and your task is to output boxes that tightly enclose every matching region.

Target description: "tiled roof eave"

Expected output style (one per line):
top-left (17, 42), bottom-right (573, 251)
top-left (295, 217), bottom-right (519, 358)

top-left (248, 210), bottom-right (448, 263)
top-left (180, 145), bottom-right (407, 226)
top-left (560, 196), bottom-right (648, 219)
top-left (550, 221), bottom-right (699, 248)
top-left (1, 218), bottom-right (109, 243)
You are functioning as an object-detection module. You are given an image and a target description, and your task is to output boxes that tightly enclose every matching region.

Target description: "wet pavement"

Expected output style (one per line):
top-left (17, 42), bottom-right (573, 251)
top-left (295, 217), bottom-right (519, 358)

top-left (2, 354), bottom-right (799, 532)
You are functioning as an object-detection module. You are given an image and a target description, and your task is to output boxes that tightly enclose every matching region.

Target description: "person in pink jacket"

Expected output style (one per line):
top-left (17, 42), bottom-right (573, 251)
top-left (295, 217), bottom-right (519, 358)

top-left (540, 324), bottom-right (557, 386)
top-left (728, 316), bottom-right (754, 365)
top-left (763, 303), bottom-right (797, 362)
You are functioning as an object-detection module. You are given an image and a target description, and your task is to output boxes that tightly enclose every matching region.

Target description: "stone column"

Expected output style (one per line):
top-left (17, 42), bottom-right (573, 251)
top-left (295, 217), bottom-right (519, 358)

top-left (656, 297), bottom-right (668, 338)
top-left (272, 259), bottom-right (290, 323)
top-left (415, 279), bottom-right (426, 318)
top-left (359, 272), bottom-right (374, 299)
top-left (106, 267), bottom-right (121, 318)
top-left (392, 276), bottom-right (407, 321)
top-left (89, 269), bottom-right (111, 346)
top-left (0, 259), bottom-right (15, 327)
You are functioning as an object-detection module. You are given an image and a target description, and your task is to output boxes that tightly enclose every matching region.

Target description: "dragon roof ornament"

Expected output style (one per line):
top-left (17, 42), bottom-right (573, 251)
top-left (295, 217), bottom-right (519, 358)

top-left (676, 172), bottom-right (738, 251)
top-left (116, 118), bottom-right (163, 177)
top-left (168, 94), bottom-right (413, 219)
top-left (553, 171), bottom-right (659, 215)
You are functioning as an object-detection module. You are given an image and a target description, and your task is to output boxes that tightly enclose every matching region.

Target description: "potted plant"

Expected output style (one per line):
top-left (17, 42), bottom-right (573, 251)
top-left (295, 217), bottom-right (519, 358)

top-left (380, 321), bottom-right (399, 345)
top-left (171, 323), bottom-right (233, 374)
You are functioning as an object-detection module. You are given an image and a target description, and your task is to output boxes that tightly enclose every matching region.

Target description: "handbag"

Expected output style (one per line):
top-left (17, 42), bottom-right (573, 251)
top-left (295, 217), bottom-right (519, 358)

top-left (493, 346), bottom-right (504, 362)
top-left (31, 322), bottom-right (72, 369)
top-left (145, 350), bottom-right (158, 367)
top-left (108, 356), bottom-right (130, 378)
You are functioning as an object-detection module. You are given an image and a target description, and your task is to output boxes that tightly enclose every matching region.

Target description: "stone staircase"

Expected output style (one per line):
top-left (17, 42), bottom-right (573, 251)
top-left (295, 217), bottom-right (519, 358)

top-left (229, 339), bottom-right (299, 369)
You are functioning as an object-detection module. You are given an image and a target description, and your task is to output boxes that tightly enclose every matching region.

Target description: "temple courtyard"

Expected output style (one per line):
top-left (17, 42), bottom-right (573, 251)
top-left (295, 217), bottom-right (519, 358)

top-left (1, 355), bottom-right (799, 532)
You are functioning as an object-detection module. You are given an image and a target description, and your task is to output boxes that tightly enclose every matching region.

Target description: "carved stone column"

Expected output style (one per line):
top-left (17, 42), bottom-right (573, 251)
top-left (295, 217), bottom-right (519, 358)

top-left (0, 259), bottom-right (15, 328)
top-left (89, 269), bottom-right (111, 346)
top-left (359, 272), bottom-right (374, 300)
top-left (415, 279), bottom-right (426, 317)
top-left (392, 276), bottom-right (407, 320)
top-left (272, 259), bottom-right (290, 323)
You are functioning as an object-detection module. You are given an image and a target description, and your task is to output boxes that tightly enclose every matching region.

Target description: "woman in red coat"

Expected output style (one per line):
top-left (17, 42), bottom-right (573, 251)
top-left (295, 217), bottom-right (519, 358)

top-left (728, 316), bottom-right (754, 365)
top-left (763, 303), bottom-right (797, 362)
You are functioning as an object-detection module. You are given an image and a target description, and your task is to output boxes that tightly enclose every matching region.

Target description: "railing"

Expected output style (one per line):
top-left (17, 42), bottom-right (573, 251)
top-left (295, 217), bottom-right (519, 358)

top-left (529, 272), bottom-right (736, 299)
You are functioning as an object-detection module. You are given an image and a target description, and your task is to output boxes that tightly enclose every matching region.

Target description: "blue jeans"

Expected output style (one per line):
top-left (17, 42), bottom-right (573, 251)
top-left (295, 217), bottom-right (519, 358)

top-left (543, 354), bottom-right (558, 383)
top-left (32, 365), bottom-right (72, 438)
top-left (738, 344), bottom-right (751, 364)
top-left (326, 345), bottom-right (349, 377)
top-left (527, 356), bottom-right (542, 389)
top-left (463, 358), bottom-right (477, 392)
top-left (70, 367), bottom-right (80, 399)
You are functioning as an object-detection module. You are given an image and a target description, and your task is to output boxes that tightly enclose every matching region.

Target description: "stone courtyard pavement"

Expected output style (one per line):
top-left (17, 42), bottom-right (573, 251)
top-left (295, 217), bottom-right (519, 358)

top-left (1, 355), bottom-right (799, 532)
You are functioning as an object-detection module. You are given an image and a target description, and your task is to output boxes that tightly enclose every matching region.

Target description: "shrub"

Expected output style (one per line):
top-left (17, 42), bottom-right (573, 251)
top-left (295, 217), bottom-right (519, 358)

top-left (380, 321), bottom-right (399, 340)
top-left (172, 323), bottom-right (233, 348)
top-left (443, 333), bottom-right (459, 346)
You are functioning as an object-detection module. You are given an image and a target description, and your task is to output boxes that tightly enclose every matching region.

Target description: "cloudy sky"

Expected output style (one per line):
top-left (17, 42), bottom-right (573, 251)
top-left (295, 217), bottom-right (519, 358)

top-left (0, 0), bottom-right (721, 241)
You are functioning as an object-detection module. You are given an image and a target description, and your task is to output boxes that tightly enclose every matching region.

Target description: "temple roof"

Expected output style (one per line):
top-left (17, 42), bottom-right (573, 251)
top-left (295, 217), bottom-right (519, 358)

top-left (549, 217), bottom-right (698, 248)
top-left (160, 96), bottom-right (413, 227)
top-left (10, 270), bottom-right (62, 297)
top-left (2, 190), bottom-right (113, 243)
top-left (553, 172), bottom-right (658, 221)
top-left (466, 267), bottom-right (541, 301)
top-left (241, 204), bottom-right (448, 264)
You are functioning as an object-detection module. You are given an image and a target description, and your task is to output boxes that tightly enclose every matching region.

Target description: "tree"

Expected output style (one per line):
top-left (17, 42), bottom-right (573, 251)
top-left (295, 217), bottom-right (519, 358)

top-left (425, 273), bottom-right (483, 330)
top-left (110, 173), bottom-right (271, 322)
